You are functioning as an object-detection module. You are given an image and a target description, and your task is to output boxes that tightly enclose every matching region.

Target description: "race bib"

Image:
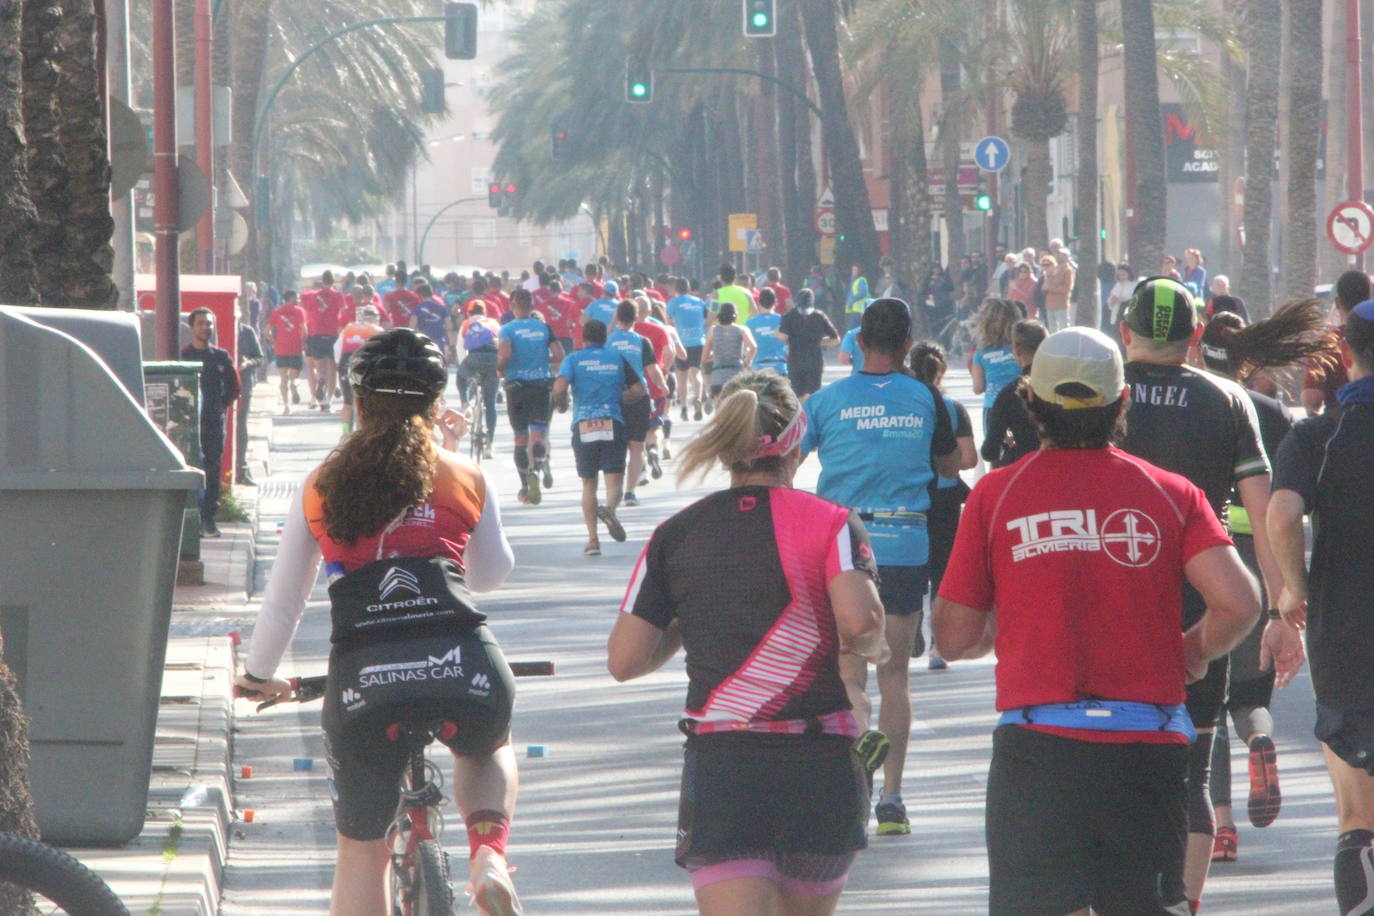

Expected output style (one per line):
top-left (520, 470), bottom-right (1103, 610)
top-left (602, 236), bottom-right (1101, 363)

top-left (579, 418), bottom-right (614, 442)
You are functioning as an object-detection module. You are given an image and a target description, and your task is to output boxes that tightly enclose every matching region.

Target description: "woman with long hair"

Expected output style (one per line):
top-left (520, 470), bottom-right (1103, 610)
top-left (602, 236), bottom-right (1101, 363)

top-left (233, 329), bottom-right (521, 916)
top-left (1200, 300), bottom-right (1336, 864)
top-left (970, 299), bottom-right (1023, 410)
top-left (608, 370), bottom-right (886, 916)
top-left (701, 302), bottom-right (757, 402)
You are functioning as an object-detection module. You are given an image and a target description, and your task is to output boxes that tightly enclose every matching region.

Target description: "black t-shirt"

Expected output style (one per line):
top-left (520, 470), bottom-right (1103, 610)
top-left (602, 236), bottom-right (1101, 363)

top-left (981, 368), bottom-right (1038, 468)
top-left (1272, 404), bottom-right (1374, 710)
top-left (1121, 363), bottom-right (1269, 517)
top-left (180, 344), bottom-right (241, 417)
top-left (779, 308), bottom-right (838, 366)
top-left (1228, 390), bottom-right (1293, 529)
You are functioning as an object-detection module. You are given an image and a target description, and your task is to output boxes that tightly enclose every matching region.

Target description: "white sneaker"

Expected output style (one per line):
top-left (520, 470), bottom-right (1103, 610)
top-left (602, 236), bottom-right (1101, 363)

top-left (470, 847), bottom-right (522, 915)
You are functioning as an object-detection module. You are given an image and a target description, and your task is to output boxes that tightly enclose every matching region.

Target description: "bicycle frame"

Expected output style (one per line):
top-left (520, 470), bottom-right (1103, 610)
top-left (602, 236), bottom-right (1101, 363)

top-left (386, 721), bottom-right (452, 915)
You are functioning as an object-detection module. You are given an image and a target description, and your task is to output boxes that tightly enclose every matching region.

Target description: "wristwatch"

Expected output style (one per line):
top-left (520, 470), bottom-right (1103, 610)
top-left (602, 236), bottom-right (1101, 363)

top-left (1266, 608), bottom-right (1282, 620)
top-left (241, 670), bottom-right (268, 684)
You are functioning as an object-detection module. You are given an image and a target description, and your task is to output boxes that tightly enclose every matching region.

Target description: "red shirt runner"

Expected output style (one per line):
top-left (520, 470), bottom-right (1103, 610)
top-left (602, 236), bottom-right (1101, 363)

top-left (766, 282), bottom-right (794, 314)
top-left (383, 288), bottom-right (420, 329)
top-left (303, 288), bottom-right (345, 337)
top-left (267, 304), bottom-right (307, 357)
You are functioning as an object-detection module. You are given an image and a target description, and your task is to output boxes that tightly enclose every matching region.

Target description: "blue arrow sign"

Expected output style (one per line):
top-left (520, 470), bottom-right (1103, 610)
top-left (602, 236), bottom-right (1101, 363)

top-left (975, 135), bottom-right (1010, 172)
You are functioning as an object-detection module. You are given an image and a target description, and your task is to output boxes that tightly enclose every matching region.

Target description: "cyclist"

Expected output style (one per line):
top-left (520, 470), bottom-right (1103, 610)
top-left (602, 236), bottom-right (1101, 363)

top-left (499, 289), bottom-right (563, 505)
top-left (608, 369), bottom-right (886, 916)
top-left (233, 329), bottom-right (522, 916)
top-left (459, 302), bottom-right (502, 461)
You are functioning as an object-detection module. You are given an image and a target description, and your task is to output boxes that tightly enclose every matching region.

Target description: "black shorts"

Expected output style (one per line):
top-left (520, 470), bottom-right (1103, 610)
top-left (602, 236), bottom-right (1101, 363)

top-left (927, 485), bottom-right (969, 591)
top-left (321, 626), bottom-right (515, 841)
top-left (876, 564), bottom-right (928, 617)
top-left (623, 395), bottom-right (651, 442)
top-left (1316, 704), bottom-right (1374, 775)
top-left (986, 725), bottom-right (1188, 916)
top-left (504, 378), bottom-right (553, 433)
top-left (276, 354), bottom-right (303, 371)
top-left (337, 354), bottom-right (354, 402)
top-left (789, 362), bottom-right (824, 397)
top-left (571, 420), bottom-right (627, 479)
top-left (676, 732), bottom-right (867, 870)
top-left (675, 345), bottom-right (704, 371)
top-left (305, 334), bottom-right (337, 360)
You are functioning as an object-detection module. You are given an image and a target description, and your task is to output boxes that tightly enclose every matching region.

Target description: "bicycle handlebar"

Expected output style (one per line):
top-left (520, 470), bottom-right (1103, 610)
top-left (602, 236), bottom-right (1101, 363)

top-left (237, 660), bottom-right (556, 712)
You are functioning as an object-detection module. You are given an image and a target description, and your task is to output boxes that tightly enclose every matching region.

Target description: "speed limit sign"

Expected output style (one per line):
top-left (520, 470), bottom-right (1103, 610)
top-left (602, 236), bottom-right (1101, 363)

top-left (815, 207), bottom-right (836, 237)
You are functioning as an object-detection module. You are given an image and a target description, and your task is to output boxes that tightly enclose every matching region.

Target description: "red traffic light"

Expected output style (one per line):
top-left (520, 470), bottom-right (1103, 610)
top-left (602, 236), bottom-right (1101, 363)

top-left (554, 131), bottom-right (568, 141)
top-left (488, 182), bottom-right (500, 193)
top-left (677, 228), bottom-right (693, 241)
top-left (504, 183), bottom-right (517, 194)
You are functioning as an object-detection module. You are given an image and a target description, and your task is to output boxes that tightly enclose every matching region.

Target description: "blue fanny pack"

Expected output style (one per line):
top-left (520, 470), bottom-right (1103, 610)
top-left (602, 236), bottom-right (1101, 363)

top-left (998, 700), bottom-right (1195, 742)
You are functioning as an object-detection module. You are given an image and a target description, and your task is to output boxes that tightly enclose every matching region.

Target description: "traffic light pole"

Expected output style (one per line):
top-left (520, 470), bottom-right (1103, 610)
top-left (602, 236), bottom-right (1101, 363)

top-left (417, 196), bottom-right (485, 266)
top-left (659, 67), bottom-right (822, 120)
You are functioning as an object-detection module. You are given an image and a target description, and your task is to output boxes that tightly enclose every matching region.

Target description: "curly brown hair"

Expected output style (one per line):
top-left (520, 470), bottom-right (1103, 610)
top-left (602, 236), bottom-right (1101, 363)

top-left (314, 392), bottom-right (439, 545)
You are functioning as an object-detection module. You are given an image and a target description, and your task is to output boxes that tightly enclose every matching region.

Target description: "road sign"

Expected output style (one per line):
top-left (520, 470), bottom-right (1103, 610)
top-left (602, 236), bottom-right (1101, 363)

top-left (109, 98), bottom-right (147, 201)
top-left (817, 186), bottom-right (835, 208)
top-left (974, 135), bottom-right (1011, 173)
top-left (1327, 200), bottom-right (1374, 255)
top-left (815, 208), bottom-right (835, 237)
top-left (728, 212), bottom-right (758, 253)
top-left (659, 244), bottom-right (681, 267)
top-left (746, 229), bottom-right (765, 254)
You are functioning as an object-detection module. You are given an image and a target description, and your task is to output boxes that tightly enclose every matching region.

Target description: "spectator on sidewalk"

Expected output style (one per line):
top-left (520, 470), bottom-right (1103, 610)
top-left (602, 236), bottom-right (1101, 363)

top-left (181, 308), bottom-right (241, 538)
top-left (236, 316), bottom-right (264, 486)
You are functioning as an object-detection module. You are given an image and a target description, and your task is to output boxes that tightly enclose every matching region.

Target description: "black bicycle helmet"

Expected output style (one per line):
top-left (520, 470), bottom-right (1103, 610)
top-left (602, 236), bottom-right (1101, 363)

top-left (1123, 276), bottom-right (1197, 343)
top-left (347, 328), bottom-right (448, 397)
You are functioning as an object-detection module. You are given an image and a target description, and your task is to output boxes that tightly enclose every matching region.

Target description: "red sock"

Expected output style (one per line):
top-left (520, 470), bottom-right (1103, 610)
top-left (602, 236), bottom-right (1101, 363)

top-left (465, 809), bottom-right (510, 859)
top-left (1190, 899), bottom-right (1201, 914)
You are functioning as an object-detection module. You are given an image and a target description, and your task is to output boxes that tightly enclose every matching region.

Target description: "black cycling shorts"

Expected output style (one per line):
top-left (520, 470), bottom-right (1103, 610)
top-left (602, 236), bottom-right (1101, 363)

top-left (623, 395), bottom-right (651, 442)
top-left (1316, 704), bottom-right (1374, 775)
top-left (305, 334), bottom-right (336, 360)
top-left (321, 625), bottom-right (515, 841)
top-left (504, 378), bottom-right (553, 433)
top-left (676, 732), bottom-right (866, 871)
top-left (986, 725), bottom-right (1188, 916)
top-left (571, 420), bottom-right (627, 479)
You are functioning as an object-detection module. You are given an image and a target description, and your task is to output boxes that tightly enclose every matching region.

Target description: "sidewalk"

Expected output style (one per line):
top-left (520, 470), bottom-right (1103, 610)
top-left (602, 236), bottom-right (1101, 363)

top-left (66, 382), bottom-right (275, 914)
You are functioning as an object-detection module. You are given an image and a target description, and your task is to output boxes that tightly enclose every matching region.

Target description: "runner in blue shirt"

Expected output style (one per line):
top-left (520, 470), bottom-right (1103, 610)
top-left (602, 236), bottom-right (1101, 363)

top-left (839, 326), bottom-right (865, 374)
top-left (970, 299), bottom-right (1023, 409)
top-left (800, 298), bottom-right (958, 837)
top-left (582, 279), bottom-right (620, 329)
top-left (499, 289), bottom-right (565, 506)
top-left (746, 287), bottom-right (787, 376)
top-left (554, 319), bottom-right (643, 556)
top-left (607, 302), bottom-right (667, 507)
top-left (409, 283), bottom-right (449, 350)
top-left (667, 277), bottom-right (711, 420)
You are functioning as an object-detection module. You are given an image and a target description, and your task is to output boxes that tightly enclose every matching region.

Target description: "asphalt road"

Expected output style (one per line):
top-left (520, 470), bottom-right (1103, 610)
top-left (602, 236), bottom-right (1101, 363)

top-left (220, 362), bottom-right (1342, 915)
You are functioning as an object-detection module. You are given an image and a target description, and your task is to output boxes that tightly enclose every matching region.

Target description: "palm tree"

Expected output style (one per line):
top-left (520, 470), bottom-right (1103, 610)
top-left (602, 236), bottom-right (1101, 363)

top-left (1009, 1), bottom-right (1072, 252)
top-left (1119, 0), bottom-right (1167, 275)
top-left (1074, 0), bottom-right (1100, 327)
top-left (23, 0), bottom-right (67, 305)
top-left (0, 0), bottom-right (40, 305)
top-left (1281, 0), bottom-right (1322, 301)
top-left (1237, 0), bottom-right (1280, 315)
top-left (774, 0), bottom-right (817, 287)
top-left (937, 35), bottom-right (968, 264)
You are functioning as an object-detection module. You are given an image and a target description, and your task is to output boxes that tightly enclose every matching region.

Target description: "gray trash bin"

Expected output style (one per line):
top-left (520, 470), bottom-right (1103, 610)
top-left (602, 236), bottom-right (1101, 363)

top-left (0, 309), bottom-right (202, 845)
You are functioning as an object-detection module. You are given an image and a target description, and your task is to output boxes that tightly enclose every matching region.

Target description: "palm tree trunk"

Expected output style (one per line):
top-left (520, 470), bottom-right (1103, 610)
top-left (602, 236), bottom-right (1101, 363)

top-left (1024, 137), bottom-right (1052, 251)
top-left (57, 0), bottom-right (117, 309)
top-left (754, 40), bottom-right (785, 276)
top-left (0, 0), bottom-right (40, 304)
top-left (1074, 0), bottom-right (1099, 327)
top-left (890, 90), bottom-right (933, 335)
top-left (1282, 0), bottom-right (1322, 301)
top-left (1217, 0), bottom-right (1247, 279)
top-left (1320, 0), bottom-right (1347, 282)
top-left (1120, 0), bottom-right (1167, 276)
top-left (229, 0), bottom-right (275, 281)
top-left (23, 0), bottom-right (68, 305)
top-left (938, 37), bottom-right (965, 265)
top-left (777, 2), bottom-right (818, 282)
top-left (774, 37), bottom-right (805, 287)
top-left (1238, 0), bottom-right (1281, 314)
top-left (800, 0), bottom-right (880, 280)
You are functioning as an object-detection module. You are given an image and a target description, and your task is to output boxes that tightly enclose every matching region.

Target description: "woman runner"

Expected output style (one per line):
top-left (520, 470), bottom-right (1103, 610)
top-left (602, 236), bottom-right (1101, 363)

top-left (702, 302), bottom-right (757, 401)
top-left (233, 329), bottom-right (523, 916)
top-left (969, 299), bottom-right (1023, 411)
top-left (608, 370), bottom-right (887, 916)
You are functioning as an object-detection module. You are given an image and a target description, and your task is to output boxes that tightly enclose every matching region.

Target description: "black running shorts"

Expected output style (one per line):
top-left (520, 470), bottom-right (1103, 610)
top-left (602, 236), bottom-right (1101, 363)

top-left (504, 378), bottom-right (553, 434)
top-left (674, 345), bottom-right (704, 371)
top-left (622, 395), bottom-right (651, 442)
top-left (276, 354), bottom-right (303, 371)
top-left (986, 725), bottom-right (1189, 916)
top-left (1316, 704), bottom-right (1374, 775)
top-left (876, 564), bottom-right (928, 617)
top-left (675, 732), bottom-right (867, 871)
top-left (305, 334), bottom-right (336, 360)
top-left (789, 361), bottom-right (824, 398)
top-left (571, 420), bottom-right (627, 479)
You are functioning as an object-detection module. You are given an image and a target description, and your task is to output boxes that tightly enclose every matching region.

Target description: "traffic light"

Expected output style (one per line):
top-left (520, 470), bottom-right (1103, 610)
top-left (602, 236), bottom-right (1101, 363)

top-left (974, 181), bottom-right (992, 212)
top-left (743, 0), bottom-right (776, 37)
top-left (677, 227), bottom-right (693, 242)
top-left (420, 68), bottom-right (445, 114)
top-left (551, 127), bottom-right (568, 160)
top-left (626, 57), bottom-right (652, 103)
top-left (444, 2), bottom-right (478, 60)
top-left (488, 182), bottom-right (502, 208)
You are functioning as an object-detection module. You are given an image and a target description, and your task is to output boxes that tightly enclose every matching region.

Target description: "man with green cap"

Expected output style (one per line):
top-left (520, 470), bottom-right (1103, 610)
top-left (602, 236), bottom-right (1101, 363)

top-left (1117, 276), bottom-right (1303, 913)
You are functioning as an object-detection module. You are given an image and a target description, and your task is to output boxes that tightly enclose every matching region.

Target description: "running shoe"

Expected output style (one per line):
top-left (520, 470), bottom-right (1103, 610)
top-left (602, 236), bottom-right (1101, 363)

top-left (647, 446), bottom-right (663, 479)
top-left (693, 399), bottom-right (703, 421)
top-left (853, 729), bottom-right (890, 793)
top-left (525, 470), bottom-right (542, 505)
top-left (874, 798), bottom-right (911, 836)
top-left (483, 443), bottom-right (494, 460)
top-left (596, 505), bottom-right (626, 541)
top-left (661, 443), bottom-right (671, 461)
top-left (200, 518), bottom-right (221, 538)
top-left (703, 398), bottom-right (713, 416)
top-left (623, 491), bottom-right (640, 507)
top-left (517, 487), bottom-right (529, 505)
top-left (583, 540), bottom-right (601, 557)
top-left (1247, 734), bottom-right (1281, 828)
top-left (290, 383), bottom-right (301, 404)
top-left (470, 846), bottom-right (523, 916)
top-left (1211, 825), bottom-right (1238, 863)
top-left (927, 652), bottom-right (948, 670)
top-left (680, 403), bottom-right (688, 422)
top-left (541, 461), bottom-right (553, 489)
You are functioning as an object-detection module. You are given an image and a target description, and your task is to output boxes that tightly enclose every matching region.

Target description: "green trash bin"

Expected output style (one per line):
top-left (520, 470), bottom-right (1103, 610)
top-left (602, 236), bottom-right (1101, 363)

top-left (0, 309), bottom-right (203, 845)
top-left (143, 362), bottom-right (203, 561)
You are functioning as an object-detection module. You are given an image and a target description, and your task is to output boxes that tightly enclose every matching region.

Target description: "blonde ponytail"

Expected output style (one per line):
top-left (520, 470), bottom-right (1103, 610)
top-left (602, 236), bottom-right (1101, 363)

top-left (676, 369), bottom-right (800, 484)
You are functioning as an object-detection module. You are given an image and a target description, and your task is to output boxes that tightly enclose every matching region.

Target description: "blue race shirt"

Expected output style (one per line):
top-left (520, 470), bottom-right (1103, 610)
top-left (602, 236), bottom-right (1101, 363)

top-left (412, 298), bottom-right (448, 347)
top-left (374, 278), bottom-right (396, 298)
top-left (606, 327), bottom-right (649, 387)
top-left (747, 312), bottom-right (787, 371)
top-left (801, 371), bottom-right (954, 566)
top-left (668, 294), bottom-right (710, 346)
top-left (499, 317), bottom-right (555, 381)
top-left (558, 347), bottom-right (635, 425)
top-left (935, 395), bottom-right (966, 490)
top-left (840, 327), bottom-right (865, 374)
top-left (583, 298), bottom-right (618, 328)
top-left (974, 346), bottom-right (1021, 409)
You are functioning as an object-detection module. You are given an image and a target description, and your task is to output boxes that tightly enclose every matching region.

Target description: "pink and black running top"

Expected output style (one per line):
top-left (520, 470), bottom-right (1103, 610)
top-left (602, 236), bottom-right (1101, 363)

top-left (621, 486), bottom-right (878, 736)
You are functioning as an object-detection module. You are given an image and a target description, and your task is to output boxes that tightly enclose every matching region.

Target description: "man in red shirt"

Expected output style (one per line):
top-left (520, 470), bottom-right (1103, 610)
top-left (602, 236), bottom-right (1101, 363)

top-left (764, 266), bottom-right (793, 314)
top-left (266, 290), bottom-right (307, 414)
top-left (383, 266), bottom-right (421, 330)
top-left (303, 270), bottom-right (348, 410)
top-left (934, 327), bottom-right (1266, 916)
top-left (540, 278), bottom-right (578, 355)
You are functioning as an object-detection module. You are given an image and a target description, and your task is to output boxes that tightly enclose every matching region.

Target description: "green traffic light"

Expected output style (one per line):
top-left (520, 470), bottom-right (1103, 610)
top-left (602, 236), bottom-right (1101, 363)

top-left (975, 194), bottom-right (992, 211)
top-left (752, 12), bottom-right (769, 27)
top-left (631, 83), bottom-right (647, 98)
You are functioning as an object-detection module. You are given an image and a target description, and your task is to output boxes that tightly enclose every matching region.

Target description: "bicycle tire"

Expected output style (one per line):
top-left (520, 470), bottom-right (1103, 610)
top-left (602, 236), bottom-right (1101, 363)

top-left (410, 839), bottom-right (453, 916)
top-left (0, 833), bottom-right (130, 915)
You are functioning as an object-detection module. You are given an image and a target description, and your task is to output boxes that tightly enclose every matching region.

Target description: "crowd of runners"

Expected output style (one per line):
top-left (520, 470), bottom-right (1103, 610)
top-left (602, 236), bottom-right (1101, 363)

top-left (235, 256), bottom-right (1374, 916)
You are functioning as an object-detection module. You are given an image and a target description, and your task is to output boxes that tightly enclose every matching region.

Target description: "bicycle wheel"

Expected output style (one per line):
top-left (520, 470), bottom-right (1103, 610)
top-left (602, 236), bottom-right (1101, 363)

top-left (0, 833), bottom-right (130, 915)
top-left (410, 839), bottom-right (453, 916)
